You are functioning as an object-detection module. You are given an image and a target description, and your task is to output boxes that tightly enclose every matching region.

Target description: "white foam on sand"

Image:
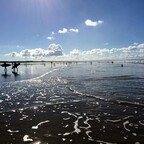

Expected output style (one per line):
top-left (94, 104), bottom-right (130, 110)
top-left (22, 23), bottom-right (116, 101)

top-left (86, 130), bottom-right (94, 141)
top-left (61, 111), bottom-right (77, 118)
top-left (8, 129), bottom-right (19, 133)
top-left (106, 119), bottom-right (122, 123)
top-left (139, 120), bottom-right (144, 126)
top-left (63, 132), bottom-right (71, 136)
top-left (20, 114), bottom-right (28, 120)
top-left (83, 117), bottom-right (93, 129)
top-left (73, 116), bottom-right (82, 134)
top-left (123, 120), bottom-right (131, 132)
top-left (96, 140), bottom-right (117, 144)
top-left (32, 141), bottom-right (41, 144)
top-left (32, 120), bottom-right (50, 129)
top-left (23, 135), bottom-right (33, 142)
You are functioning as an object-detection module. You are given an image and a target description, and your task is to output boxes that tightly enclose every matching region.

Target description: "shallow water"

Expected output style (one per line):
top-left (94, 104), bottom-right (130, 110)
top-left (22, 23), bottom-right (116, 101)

top-left (0, 61), bottom-right (144, 143)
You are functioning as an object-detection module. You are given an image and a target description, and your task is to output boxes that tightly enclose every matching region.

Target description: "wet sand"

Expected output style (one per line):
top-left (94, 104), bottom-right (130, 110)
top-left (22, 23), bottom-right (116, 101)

top-left (0, 99), bottom-right (144, 144)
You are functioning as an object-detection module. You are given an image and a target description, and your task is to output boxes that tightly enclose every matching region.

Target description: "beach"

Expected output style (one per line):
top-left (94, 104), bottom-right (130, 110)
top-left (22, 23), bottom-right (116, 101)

top-left (0, 61), bottom-right (144, 144)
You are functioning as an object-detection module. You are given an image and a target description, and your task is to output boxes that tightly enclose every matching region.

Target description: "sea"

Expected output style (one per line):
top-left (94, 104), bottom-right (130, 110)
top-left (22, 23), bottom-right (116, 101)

top-left (0, 60), bottom-right (144, 144)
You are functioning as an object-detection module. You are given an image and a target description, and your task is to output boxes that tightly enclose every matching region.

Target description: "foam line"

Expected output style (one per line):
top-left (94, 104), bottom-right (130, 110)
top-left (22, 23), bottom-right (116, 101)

top-left (21, 68), bottom-right (58, 83)
top-left (63, 132), bottom-right (71, 136)
top-left (20, 115), bottom-right (28, 120)
top-left (139, 121), bottom-right (144, 126)
top-left (96, 140), bottom-right (117, 144)
top-left (115, 100), bottom-right (144, 108)
top-left (32, 120), bottom-right (50, 129)
top-left (86, 131), bottom-right (94, 141)
top-left (23, 135), bottom-right (33, 142)
top-left (123, 120), bottom-right (131, 132)
top-left (84, 117), bottom-right (93, 129)
top-left (61, 111), bottom-right (77, 118)
top-left (73, 116), bottom-right (82, 134)
top-left (8, 129), bottom-right (19, 133)
top-left (106, 119), bottom-right (122, 123)
top-left (67, 86), bottom-right (144, 108)
top-left (67, 86), bottom-right (106, 101)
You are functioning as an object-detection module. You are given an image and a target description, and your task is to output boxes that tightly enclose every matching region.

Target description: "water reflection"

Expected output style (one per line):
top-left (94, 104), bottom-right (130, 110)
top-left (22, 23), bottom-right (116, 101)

top-left (0, 63), bottom-right (53, 83)
top-left (1, 72), bottom-right (11, 78)
top-left (12, 71), bottom-right (19, 77)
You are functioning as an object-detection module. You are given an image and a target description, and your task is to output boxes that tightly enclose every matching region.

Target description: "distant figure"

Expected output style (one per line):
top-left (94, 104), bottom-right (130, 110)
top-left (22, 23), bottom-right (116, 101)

top-left (12, 62), bottom-right (20, 72)
top-left (1, 62), bottom-right (11, 74)
top-left (51, 62), bottom-right (53, 68)
top-left (121, 64), bottom-right (123, 67)
top-left (12, 71), bottom-right (19, 77)
top-left (112, 61), bottom-right (114, 64)
top-left (90, 61), bottom-right (92, 65)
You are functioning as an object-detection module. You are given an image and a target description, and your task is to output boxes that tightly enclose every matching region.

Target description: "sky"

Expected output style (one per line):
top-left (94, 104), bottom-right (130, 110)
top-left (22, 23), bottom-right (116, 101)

top-left (0, 0), bottom-right (144, 60)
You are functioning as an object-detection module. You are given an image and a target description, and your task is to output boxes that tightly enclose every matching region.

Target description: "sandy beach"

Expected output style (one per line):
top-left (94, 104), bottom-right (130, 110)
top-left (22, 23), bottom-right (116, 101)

top-left (0, 99), bottom-right (144, 144)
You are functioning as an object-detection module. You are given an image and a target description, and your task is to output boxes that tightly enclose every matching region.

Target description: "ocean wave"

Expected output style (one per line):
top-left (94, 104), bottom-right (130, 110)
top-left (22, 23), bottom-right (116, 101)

top-left (19, 68), bottom-right (59, 83)
top-left (0, 65), bottom-right (66, 85)
top-left (66, 86), bottom-right (144, 108)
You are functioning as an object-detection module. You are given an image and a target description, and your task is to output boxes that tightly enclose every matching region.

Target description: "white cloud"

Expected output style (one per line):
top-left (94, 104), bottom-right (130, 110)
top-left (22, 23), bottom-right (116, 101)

top-left (69, 28), bottom-right (79, 33)
top-left (6, 43), bottom-right (144, 60)
top-left (97, 20), bottom-right (104, 24)
top-left (47, 36), bottom-right (55, 40)
top-left (85, 19), bottom-right (104, 27)
top-left (6, 44), bottom-right (63, 59)
top-left (57, 28), bottom-right (79, 34)
top-left (70, 49), bottom-right (80, 55)
top-left (69, 43), bottom-right (144, 59)
top-left (47, 31), bottom-right (55, 40)
top-left (47, 44), bottom-right (63, 56)
top-left (58, 28), bottom-right (68, 34)
top-left (7, 52), bottom-right (20, 57)
top-left (51, 32), bottom-right (55, 35)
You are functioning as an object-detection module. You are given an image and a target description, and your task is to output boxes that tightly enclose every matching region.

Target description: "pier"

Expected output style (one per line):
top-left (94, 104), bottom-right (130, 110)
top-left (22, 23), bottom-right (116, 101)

top-left (0, 60), bottom-right (93, 69)
top-left (0, 60), bottom-right (95, 77)
top-left (0, 59), bottom-right (130, 76)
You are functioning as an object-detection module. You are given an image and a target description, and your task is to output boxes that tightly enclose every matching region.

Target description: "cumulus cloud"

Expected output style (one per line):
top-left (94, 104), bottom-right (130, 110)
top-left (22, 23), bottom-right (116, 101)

top-left (8, 52), bottom-right (20, 58)
top-left (47, 44), bottom-right (63, 56)
top-left (70, 49), bottom-right (80, 55)
top-left (69, 28), bottom-right (79, 33)
top-left (6, 43), bottom-right (144, 60)
top-left (69, 43), bottom-right (144, 59)
top-left (58, 28), bottom-right (68, 34)
top-left (6, 44), bottom-right (63, 59)
top-left (85, 19), bottom-right (104, 27)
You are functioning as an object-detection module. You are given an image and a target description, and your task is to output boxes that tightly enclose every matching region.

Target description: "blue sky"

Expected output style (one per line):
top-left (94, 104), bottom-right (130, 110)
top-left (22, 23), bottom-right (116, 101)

top-left (0, 0), bottom-right (144, 60)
